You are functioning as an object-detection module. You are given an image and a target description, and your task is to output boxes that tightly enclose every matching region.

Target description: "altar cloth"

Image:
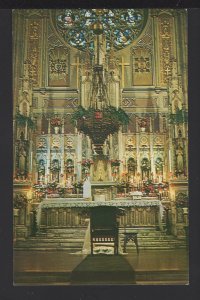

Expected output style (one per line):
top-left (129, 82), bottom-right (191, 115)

top-left (39, 198), bottom-right (161, 209)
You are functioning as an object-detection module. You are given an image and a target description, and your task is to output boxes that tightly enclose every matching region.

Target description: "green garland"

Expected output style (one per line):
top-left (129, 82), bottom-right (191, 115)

top-left (169, 109), bottom-right (188, 124)
top-left (71, 105), bottom-right (129, 126)
top-left (16, 113), bottom-right (35, 130)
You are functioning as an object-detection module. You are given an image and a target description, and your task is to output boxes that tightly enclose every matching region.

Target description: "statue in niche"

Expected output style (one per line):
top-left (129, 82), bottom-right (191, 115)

top-left (129, 175), bottom-right (137, 190)
top-left (83, 177), bottom-right (92, 199)
top-left (128, 158), bottom-right (136, 176)
top-left (171, 89), bottom-right (182, 113)
top-left (18, 144), bottom-right (27, 176)
top-left (92, 145), bottom-right (98, 156)
top-left (176, 144), bottom-right (184, 173)
top-left (155, 157), bottom-right (163, 183)
top-left (38, 159), bottom-right (45, 182)
top-left (141, 158), bottom-right (150, 180)
top-left (20, 131), bottom-right (25, 141)
top-left (51, 159), bottom-right (60, 182)
top-left (97, 160), bottom-right (105, 181)
top-left (155, 157), bottom-right (163, 174)
top-left (94, 159), bottom-right (107, 181)
top-left (66, 176), bottom-right (73, 188)
top-left (103, 141), bottom-right (109, 156)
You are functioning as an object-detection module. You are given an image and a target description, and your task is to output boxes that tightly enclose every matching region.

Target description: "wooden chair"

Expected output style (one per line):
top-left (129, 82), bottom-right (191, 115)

top-left (90, 207), bottom-right (119, 255)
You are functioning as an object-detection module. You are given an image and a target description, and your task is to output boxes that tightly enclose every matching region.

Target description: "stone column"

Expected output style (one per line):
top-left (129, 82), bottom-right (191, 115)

top-left (76, 133), bottom-right (82, 181)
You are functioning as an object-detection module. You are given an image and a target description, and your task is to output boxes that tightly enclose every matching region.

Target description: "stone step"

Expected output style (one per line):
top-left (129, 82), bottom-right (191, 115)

top-left (14, 226), bottom-right (187, 251)
top-left (14, 247), bottom-right (81, 252)
top-left (119, 236), bottom-right (186, 243)
top-left (15, 243), bottom-right (83, 248)
top-left (16, 239), bottom-right (84, 245)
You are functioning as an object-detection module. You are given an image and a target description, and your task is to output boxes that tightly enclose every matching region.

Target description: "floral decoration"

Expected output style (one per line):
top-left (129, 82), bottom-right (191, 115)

top-left (110, 159), bottom-right (121, 166)
top-left (176, 193), bottom-right (188, 208)
top-left (81, 159), bottom-right (93, 167)
top-left (50, 117), bottom-right (62, 127)
top-left (13, 194), bottom-right (28, 209)
top-left (138, 117), bottom-right (148, 128)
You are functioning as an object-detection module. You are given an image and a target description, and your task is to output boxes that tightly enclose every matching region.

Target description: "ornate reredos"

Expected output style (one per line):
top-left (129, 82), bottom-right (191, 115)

top-left (50, 9), bottom-right (149, 52)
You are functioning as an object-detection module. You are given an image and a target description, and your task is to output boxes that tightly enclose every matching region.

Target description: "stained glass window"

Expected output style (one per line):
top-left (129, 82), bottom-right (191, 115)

top-left (52, 9), bottom-right (148, 52)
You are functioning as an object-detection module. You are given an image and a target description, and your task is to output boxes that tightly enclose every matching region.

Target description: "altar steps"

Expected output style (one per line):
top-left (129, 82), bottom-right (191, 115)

top-left (14, 227), bottom-right (187, 252)
top-left (14, 227), bottom-right (87, 252)
top-left (118, 228), bottom-right (187, 251)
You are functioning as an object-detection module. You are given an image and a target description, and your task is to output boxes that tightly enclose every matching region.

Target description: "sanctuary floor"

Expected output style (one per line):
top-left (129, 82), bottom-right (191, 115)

top-left (13, 249), bottom-right (189, 285)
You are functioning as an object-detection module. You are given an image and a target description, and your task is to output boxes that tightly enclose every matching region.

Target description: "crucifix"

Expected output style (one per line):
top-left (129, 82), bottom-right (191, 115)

top-left (165, 66), bottom-right (171, 76)
top-left (71, 56), bottom-right (83, 88)
top-left (118, 57), bottom-right (130, 88)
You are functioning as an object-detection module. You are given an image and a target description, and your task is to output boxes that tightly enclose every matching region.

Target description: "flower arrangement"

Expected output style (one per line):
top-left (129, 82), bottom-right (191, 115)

top-left (50, 117), bottom-right (62, 127)
top-left (116, 181), bottom-right (129, 192)
top-left (110, 159), bottom-right (121, 167)
top-left (13, 194), bottom-right (28, 209)
top-left (73, 181), bottom-right (83, 189)
top-left (81, 159), bottom-right (93, 167)
top-left (138, 117), bottom-right (148, 128)
top-left (176, 193), bottom-right (188, 208)
top-left (33, 182), bottom-right (63, 198)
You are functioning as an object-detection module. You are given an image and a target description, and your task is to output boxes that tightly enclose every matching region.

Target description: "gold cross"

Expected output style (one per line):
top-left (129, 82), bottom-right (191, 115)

top-left (118, 57), bottom-right (130, 88)
top-left (71, 56), bottom-right (83, 88)
top-left (165, 66), bottom-right (171, 76)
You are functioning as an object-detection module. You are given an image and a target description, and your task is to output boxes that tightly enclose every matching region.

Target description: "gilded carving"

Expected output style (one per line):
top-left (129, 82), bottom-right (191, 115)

top-left (122, 98), bottom-right (156, 108)
top-left (122, 98), bottom-right (137, 107)
top-left (27, 20), bottom-right (41, 87)
top-left (49, 46), bottom-right (69, 86)
top-left (46, 99), bottom-right (78, 108)
top-left (153, 136), bottom-right (163, 145)
top-left (65, 136), bottom-right (74, 149)
top-left (135, 56), bottom-right (150, 72)
top-left (140, 135), bottom-right (149, 146)
top-left (126, 136), bottom-right (136, 150)
top-left (132, 47), bottom-right (152, 85)
top-left (51, 136), bottom-right (61, 148)
top-left (36, 137), bottom-right (47, 149)
top-left (158, 14), bottom-right (174, 85)
top-left (132, 20), bottom-right (153, 86)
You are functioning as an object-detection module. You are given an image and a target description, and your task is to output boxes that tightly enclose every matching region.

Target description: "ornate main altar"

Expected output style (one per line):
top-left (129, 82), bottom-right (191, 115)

top-left (13, 9), bottom-right (188, 243)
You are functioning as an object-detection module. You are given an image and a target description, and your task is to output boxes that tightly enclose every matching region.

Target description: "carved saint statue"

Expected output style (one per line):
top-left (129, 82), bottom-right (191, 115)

top-left (103, 141), bottom-right (109, 156)
top-left (38, 160), bottom-right (45, 182)
top-left (83, 177), bottom-right (92, 199)
top-left (176, 146), bottom-right (184, 173)
top-left (172, 89), bottom-right (182, 113)
top-left (66, 176), bottom-right (73, 188)
top-left (19, 145), bottom-right (27, 174)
